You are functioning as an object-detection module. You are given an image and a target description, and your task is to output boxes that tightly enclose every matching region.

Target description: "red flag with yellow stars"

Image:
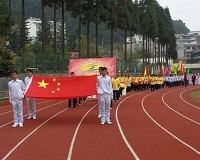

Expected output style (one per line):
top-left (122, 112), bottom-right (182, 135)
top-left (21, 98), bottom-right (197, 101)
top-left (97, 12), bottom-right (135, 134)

top-left (24, 75), bottom-right (97, 99)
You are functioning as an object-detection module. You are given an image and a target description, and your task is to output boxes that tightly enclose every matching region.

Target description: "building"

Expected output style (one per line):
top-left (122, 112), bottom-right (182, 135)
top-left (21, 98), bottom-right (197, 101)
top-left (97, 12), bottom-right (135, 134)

top-left (26, 17), bottom-right (41, 42)
top-left (176, 33), bottom-right (200, 63)
top-left (25, 17), bottom-right (65, 42)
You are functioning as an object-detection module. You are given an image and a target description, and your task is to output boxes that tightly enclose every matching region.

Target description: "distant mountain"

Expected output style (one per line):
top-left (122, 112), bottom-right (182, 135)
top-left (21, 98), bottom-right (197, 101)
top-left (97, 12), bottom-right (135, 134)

top-left (172, 20), bottom-right (190, 34)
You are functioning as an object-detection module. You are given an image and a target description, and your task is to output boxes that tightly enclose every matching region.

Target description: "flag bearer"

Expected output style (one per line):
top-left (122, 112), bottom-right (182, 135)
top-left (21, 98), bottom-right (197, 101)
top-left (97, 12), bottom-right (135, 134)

top-left (97, 67), bottom-right (113, 125)
top-left (25, 69), bottom-right (37, 119)
top-left (8, 70), bottom-right (25, 127)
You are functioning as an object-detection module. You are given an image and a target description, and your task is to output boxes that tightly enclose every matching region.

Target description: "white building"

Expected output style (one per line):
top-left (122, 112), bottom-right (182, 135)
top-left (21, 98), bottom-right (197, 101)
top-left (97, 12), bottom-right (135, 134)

top-left (25, 17), bottom-right (65, 42)
top-left (26, 17), bottom-right (41, 42)
top-left (176, 33), bottom-right (200, 63)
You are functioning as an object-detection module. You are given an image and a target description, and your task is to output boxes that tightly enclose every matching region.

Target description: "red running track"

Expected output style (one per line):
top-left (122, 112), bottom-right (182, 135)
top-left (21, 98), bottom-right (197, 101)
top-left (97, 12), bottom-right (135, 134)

top-left (1, 85), bottom-right (200, 160)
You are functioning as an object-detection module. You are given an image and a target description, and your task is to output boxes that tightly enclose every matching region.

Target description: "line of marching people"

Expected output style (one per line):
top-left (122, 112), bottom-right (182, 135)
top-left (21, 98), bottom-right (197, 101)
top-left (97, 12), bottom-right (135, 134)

top-left (95, 67), bottom-right (199, 125)
top-left (111, 72), bottom-right (196, 97)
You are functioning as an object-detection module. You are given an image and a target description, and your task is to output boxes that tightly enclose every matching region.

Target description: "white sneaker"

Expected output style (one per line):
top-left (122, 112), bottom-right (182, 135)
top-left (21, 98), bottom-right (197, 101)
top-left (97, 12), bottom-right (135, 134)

top-left (12, 123), bottom-right (18, 127)
top-left (27, 116), bottom-right (32, 119)
top-left (19, 123), bottom-right (23, 127)
top-left (106, 121), bottom-right (112, 125)
top-left (33, 116), bottom-right (36, 120)
top-left (100, 122), bottom-right (105, 125)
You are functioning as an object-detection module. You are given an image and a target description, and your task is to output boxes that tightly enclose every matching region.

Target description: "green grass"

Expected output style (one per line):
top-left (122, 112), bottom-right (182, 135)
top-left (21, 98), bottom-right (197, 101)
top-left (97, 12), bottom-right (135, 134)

top-left (189, 89), bottom-right (200, 102)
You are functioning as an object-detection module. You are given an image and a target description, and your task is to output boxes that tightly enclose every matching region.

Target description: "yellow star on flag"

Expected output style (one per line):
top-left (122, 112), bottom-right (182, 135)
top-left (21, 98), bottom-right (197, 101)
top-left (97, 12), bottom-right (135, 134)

top-left (37, 79), bottom-right (49, 89)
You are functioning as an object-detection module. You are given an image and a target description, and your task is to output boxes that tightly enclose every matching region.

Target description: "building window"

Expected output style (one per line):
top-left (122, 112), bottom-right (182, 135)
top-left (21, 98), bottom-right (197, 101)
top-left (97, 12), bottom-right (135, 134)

top-left (192, 47), bottom-right (196, 50)
top-left (186, 46), bottom-right (190, 50)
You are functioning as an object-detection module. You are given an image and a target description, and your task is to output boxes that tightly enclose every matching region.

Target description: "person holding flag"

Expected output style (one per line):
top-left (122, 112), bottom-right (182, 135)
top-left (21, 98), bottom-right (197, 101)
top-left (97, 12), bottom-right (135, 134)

top-left (8, 70), bottom-right (26, 127)
top-left (25, 69), bottom-right (37, 120)
top-left (97, 67), bottom-right (113, 125)
top-left (67, 72), bottom-right (77, 110)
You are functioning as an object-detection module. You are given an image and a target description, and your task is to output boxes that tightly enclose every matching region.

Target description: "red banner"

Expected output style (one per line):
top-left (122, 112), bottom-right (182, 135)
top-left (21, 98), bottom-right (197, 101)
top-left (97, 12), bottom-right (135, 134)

top-left (68, 58), bottom-right (116, 77)
top-left (24, 75), bottom-right (97, 99)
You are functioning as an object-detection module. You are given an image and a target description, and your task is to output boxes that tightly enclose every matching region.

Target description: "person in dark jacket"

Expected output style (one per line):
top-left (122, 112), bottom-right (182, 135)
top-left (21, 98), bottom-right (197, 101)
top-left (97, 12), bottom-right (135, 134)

top-left (191, 74), bottom-right (196, 86)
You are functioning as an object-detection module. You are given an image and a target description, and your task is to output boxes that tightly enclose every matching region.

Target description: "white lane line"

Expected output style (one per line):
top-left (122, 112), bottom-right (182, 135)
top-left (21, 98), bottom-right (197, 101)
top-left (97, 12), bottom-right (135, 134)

top-left (162, 90), bottom-right (200, 125)
top-left (0, 99), bottom-right (44, 109)
top-left (0, 100), bottom-right (54, 116)
top-left (67, 104), bottom-right (97, 160)
top-left (115, 92), bottom-right (148, 160)
top-left (0, 101), bottom-right (65, 129)
top-left (180, 88), bottom-right (200, 110)
top-left (142, 91), bottom-right (200, 155)
top-left (2, 101), bottom-right (66, 160)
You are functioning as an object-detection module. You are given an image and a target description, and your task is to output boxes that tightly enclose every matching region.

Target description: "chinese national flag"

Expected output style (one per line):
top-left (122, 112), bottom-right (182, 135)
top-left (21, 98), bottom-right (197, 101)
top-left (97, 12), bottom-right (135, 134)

top-left (24, 75), bottom-right (97, 99)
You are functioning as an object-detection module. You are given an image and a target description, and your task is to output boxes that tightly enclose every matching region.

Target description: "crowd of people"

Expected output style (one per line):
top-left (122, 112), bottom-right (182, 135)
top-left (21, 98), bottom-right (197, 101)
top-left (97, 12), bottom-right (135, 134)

top-left (8, 67), bottom-right (199, 127)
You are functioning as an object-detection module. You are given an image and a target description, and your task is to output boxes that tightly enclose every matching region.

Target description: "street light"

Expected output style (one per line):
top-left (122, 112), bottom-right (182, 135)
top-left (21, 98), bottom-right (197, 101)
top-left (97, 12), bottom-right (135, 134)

top-left (57, 50), bottom-right (60, 73)
top-left (34, 47), bottom-right (39, 73)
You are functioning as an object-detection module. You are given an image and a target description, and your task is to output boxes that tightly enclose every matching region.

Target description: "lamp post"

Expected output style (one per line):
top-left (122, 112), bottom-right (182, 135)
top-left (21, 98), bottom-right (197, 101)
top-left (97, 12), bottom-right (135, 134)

top-left (57, 50), bottom-right (60, 73)
top-left (35, 47), bottom-right (39, 73)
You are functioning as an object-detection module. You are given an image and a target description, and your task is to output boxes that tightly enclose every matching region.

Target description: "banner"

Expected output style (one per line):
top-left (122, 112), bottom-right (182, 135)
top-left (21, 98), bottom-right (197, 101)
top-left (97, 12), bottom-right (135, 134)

top-left (68, 57), bottom-right (116, 77)
top-left (24, 75), bottom-right (97, 99)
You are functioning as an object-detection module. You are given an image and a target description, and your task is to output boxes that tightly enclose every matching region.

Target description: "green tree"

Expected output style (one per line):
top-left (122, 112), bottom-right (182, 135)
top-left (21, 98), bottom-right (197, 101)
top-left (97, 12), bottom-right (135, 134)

top-left (0, 1), bottom-right (10, 37)
top-left (107, 0), bottom-right (118, 57)
top-left (36, 19), bottom-right (52, 45)
top-left (0, 37), bottom-right (18, 77)
top-left (164, 8), bottom-right (177, 61)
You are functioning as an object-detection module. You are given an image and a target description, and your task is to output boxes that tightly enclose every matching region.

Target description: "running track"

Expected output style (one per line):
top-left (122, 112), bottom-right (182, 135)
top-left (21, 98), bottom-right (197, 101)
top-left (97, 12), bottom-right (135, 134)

top-left (1, 85), bottom-right (200, 160)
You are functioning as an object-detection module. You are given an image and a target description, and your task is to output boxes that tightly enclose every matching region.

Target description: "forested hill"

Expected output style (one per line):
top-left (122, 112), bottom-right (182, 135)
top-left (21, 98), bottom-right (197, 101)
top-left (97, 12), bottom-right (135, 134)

top-left (172, 20), bottom-right (190, 34)
top-left (11, 0), bottom-right (190, 38)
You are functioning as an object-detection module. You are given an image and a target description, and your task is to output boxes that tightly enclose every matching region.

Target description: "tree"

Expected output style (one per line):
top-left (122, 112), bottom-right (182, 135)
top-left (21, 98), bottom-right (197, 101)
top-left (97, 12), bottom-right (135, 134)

top-left (164, 8), bottom-right (177, 61)
top-left (18, 20), bottom-right (33, 45)
top-left (0, 1), bottom-right (10, 37)
top-left (0, 37), bottom-right (17, 77)
top-left (107, 0), bottom-right (118, 57)
top-left (36, 19), bottom-right (52, 45)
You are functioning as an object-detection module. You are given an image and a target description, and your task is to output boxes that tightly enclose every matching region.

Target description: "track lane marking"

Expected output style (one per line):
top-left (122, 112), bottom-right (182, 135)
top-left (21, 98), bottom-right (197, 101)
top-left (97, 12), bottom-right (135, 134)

top-left (142, 90), bottom-right (200, 155)
top-left (0, 100), bottom-right (54, 116)
top-left (0, 100), bottom-right (65, 128)
top-left (2, 101), bottom-right (66, 160)
top-left (115, 91), bottom-right (150, 160)
top-left (162, 90), bottom-right (200, 125)
top-left (67, 104), bottom-right (97, 160)
top-left (180, 87), bottom-right (200, 110)
top-left (0, 99), bottom-right (44, 109)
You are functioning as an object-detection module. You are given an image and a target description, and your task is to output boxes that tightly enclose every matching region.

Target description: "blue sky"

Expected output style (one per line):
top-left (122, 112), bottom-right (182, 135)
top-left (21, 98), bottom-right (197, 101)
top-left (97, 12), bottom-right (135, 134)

top-left (156, 0), bottom-right (200, 31)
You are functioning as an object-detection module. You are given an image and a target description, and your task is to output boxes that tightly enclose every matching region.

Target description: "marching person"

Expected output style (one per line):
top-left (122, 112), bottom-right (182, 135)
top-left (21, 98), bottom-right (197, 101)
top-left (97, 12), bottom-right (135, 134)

top-left (67, 72), bottom-right (77, 109)
top-left (8, 70), bottom-right (26, 127)
top-left (184, 73), bottom-right (188, 87)
top-left (25, 69), bottom-right (37, 119)
top-left (97, 67), bottom-right (102, 118)
top-left (97, 67), bottom-right (113, 125)
top-left (192, 74), bottom-right (196, 86)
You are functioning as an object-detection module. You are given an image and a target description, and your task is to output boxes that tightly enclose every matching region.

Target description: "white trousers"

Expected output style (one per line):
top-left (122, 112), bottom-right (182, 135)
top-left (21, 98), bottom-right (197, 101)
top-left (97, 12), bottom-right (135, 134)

top-left (26, 98), bottom-right (36, 117)
top-left (99, 93), bottom-right (111, 123)
top-left (11, 100), bottom-right (23, 124)
top-left (98, 95), bottom-right (101, 115)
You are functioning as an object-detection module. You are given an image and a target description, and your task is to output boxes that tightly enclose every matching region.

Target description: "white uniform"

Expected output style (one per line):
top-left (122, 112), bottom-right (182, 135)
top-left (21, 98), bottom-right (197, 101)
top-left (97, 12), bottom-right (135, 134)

top-left (8, 79), bottom-right (25, 126)
top-left (25, 76), bottom-right (36, 118)
top-left (97, 75), bottom-right (113, 124)
top-left (97, 75), bottom-right (102, 118)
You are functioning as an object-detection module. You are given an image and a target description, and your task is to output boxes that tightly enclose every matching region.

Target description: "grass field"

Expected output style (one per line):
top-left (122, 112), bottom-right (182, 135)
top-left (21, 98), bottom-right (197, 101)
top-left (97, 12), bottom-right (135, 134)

top-left (189, 89), bottom-right (200, 102)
